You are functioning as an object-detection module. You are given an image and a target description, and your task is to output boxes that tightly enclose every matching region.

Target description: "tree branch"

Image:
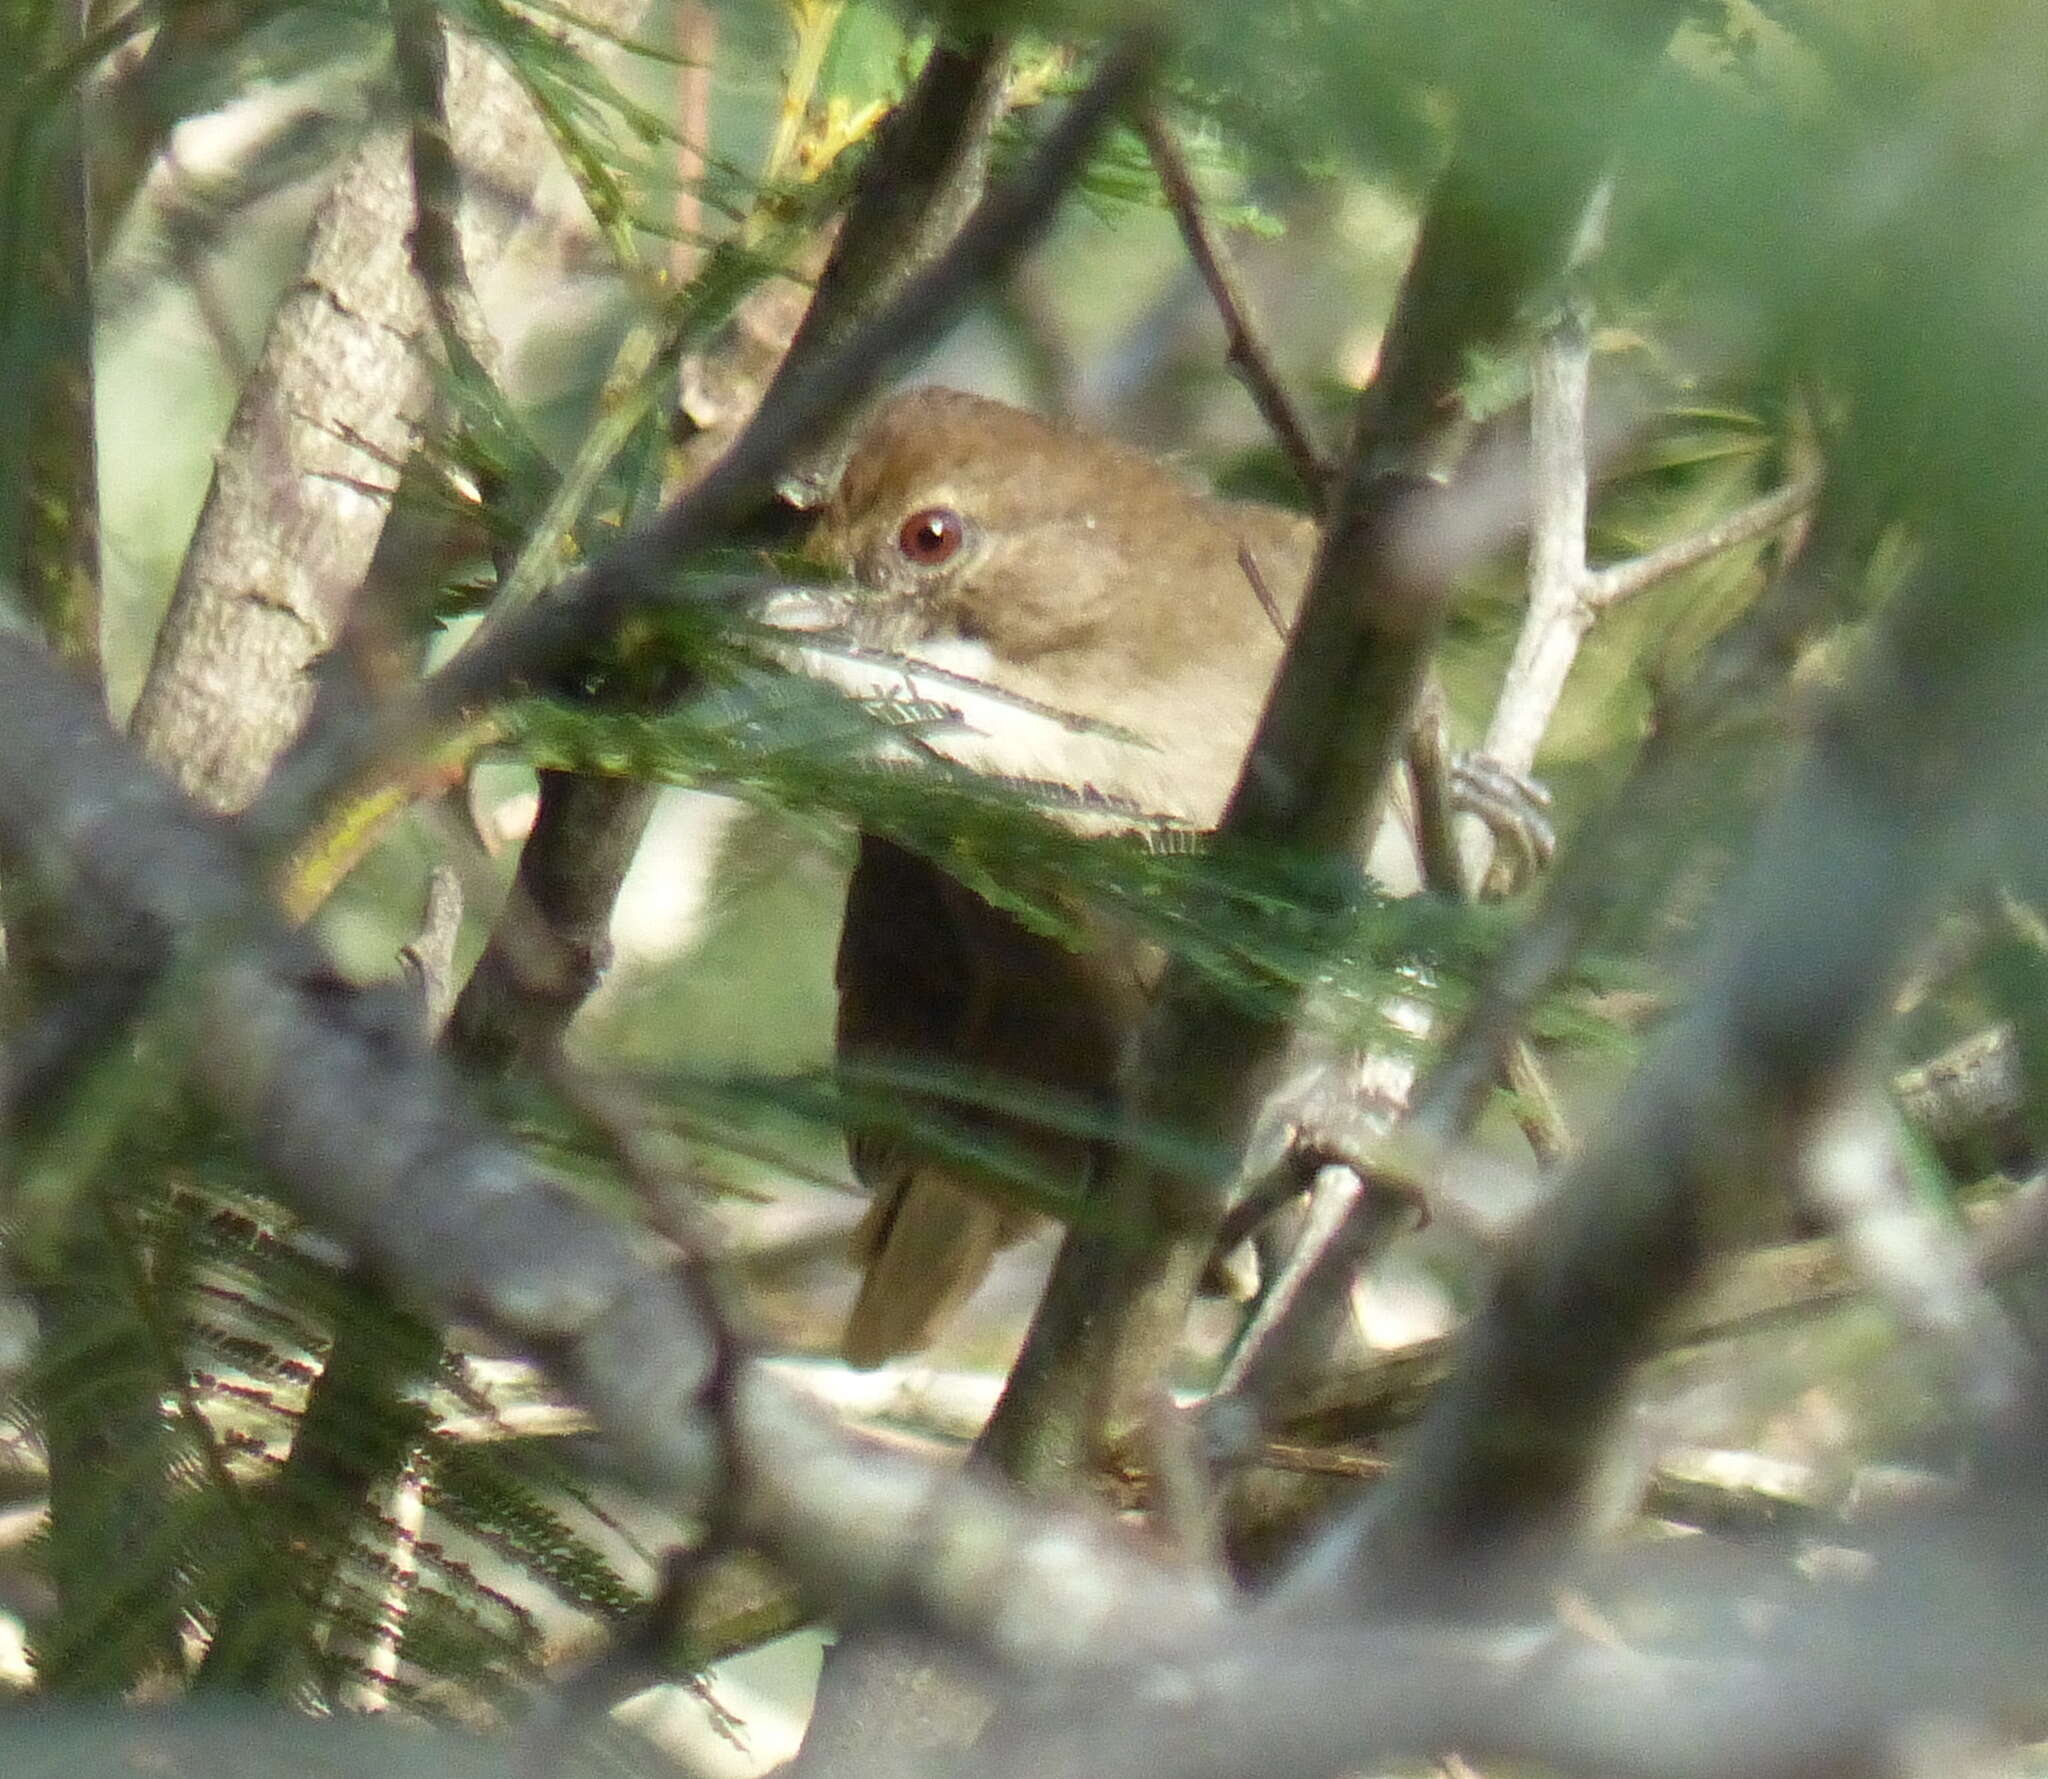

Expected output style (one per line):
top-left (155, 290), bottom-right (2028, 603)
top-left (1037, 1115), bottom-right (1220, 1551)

top-left (0, 0), bottom-right (101, 679)
top-left (770, 32), bottom-right (1015, 494)
top-left (392, 0), bottom-right (501, 386)
top-left (0, 625), bottom-right (1234, 1680)
top-left (1582, 475), bottom-right (1816, 610)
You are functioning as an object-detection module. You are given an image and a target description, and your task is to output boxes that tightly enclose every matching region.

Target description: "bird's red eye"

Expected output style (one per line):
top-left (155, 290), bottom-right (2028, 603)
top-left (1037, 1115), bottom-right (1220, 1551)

top-left (895, 506), bottom-right (966, 567)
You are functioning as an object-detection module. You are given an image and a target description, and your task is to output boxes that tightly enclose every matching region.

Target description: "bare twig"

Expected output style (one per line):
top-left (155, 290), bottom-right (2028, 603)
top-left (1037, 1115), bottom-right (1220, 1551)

top-left (1582, 475), bottom-right (1817, 609)
top-left (1141, 1394), bottom-right (1230, 1571)
top-left (1238, 541), bottom-right (1291, 637)
top-left (157, 143), bottom-right (256, 383)
top-left (1459, 309), bottom-right (1813, 892)
top-left (1210, 1165), bottom-right (1414, 1414)
top-left (769, 32), bottom-right (1014, 499)
top-left (3, 0), bottom-right (101, 680)
top-left (1455, 303), bottom-right (1595, 896)
top-left (445, 769), bottom-right (661, 1071)
top-left (513, 1546), bottom-right (741, 1779)
top-left (1405, 681), bottom-right (1571, 1156)
top-left (392, 0), bottom-right (501, 384)
top-left (671, 3), bottom-right (716, 285)
top-left (1264, 1188), bottom-right (2027, 1458)
top-left (1414, 474), bottom-right (1857, 1145)
top-left (1138, 105), bottom-right (1328, 510)
top-left (398, 864), bottom-right (465, 1038)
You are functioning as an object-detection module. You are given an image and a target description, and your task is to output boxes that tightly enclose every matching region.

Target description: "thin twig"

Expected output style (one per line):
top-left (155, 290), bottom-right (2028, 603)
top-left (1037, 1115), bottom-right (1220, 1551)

top-left (398, 864), bottom-right (464, 1038)
top-left (769, 32), bottom-right (1014, 497)
top-left (671, 3), bottom-right (716, 285)
top-left (1238, 541), bottom-right (1291, 637)
top-left (6, 0), bottom-right (101, 681)
top-left (1455, 301), bottom-right (1594, 890)
top-left (513, 1546), bottom-right (741, 1778)
top-left (1459, 313), bottom-right (1814, 892)
top-left (1265, 1186), bottom-right (2031, 1458)
top-left (1405, 676), bottom-right (1572, 1158)
top-left (1138, 105), bottom-right (1328, 511)
top-left (156, 141), bottom-right (255, 382)
top-left (1128, 302), bottom-right (1594, 1465)
top-left (1413, 472), bottom-right (1853, 1145)
top-left (1210, 1165), bottom-right (1413, 1413)
top-left (1582, 474), bottom-right (1817, 609)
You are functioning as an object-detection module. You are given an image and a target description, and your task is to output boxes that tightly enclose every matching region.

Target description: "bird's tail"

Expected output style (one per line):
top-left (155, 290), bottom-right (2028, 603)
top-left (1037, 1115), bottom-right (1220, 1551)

top-left (841, 1173), bottom-right (1011, 1368)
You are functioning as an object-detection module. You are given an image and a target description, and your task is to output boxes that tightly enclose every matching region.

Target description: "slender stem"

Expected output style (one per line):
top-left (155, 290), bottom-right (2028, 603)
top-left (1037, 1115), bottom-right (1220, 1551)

top-left (1138, 104), bottom-right (1328, 511)
top-left (762, 0), bottom-right (843, 189)
top-left (672, 3), bottom-right (716, 284)
top-left (1582, 474), bottom-right (1816, 608)
top-left (1457, 303), bottom-right (1593, 889)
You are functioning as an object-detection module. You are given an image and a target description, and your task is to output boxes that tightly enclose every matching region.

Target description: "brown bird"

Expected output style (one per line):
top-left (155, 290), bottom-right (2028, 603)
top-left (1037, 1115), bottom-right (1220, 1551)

top-left (803, 386), bottom-right (1388, 1367)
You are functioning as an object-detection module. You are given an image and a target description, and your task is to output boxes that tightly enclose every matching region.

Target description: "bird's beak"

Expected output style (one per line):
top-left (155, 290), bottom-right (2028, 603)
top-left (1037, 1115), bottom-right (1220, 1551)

top-left (750, 581), bottom-right (864, 637)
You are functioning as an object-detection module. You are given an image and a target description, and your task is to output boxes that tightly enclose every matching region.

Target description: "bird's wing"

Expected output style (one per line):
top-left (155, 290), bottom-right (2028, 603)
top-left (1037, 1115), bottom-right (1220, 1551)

top-left (833, 835), bottom-right (1151, 1365)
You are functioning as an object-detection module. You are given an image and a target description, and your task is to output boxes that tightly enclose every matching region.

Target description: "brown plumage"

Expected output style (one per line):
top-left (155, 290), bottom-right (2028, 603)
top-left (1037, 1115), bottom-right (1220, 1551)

top-left (810, 387), bottom-right (1320, 1366)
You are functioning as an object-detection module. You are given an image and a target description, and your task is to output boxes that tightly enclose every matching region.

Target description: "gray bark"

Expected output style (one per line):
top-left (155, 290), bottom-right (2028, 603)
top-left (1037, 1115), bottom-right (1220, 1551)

top-left (127, 7), bottom-right (647, 811)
